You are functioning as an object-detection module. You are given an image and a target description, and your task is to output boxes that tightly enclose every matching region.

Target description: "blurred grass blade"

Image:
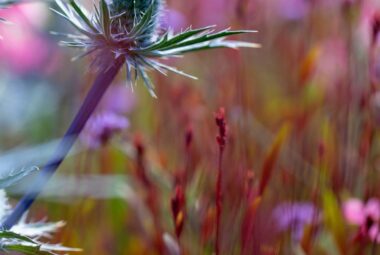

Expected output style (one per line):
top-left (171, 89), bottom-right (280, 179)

top-left (322, 189), bottom-right (346, 254)
top-left (0, 231), bottom-right (37, 244)
top-left (0, 166), bottom-right (39, 189)
top-left (258, 124), bottom-right (291, 196)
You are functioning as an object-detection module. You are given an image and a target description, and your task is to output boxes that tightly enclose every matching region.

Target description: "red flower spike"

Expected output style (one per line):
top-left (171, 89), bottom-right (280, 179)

top-left (214, 107), bottom-right (228, 255)
top-left (171, 185), bottom-right (186, 239)
top-left (215, 108), bottom-right (227, 149)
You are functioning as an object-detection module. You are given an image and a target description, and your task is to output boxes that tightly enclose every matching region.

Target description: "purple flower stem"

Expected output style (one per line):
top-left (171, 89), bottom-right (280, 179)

top-left (1, 57), bottom-right (124, 229)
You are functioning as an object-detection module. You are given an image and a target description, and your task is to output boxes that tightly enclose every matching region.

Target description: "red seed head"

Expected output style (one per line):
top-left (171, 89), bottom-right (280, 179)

top-left (215, 107), bottom-right (227, 149)
top-left (171, 185), bottom-right (186, 239)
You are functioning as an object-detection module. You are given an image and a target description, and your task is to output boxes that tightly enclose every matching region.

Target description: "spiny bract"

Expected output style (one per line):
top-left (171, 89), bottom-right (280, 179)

top-left (54, 0), bottom-right (260, 97)
top-left (109, 0), bottom-right (162, 44)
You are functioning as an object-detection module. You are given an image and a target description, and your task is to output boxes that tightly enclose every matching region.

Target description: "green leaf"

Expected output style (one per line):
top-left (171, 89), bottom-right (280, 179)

top-left (100, 0), bottom-right (111, 38)
top-left (322, 190), bottom-right (346, 254)
top-left (158, 29), bottom-right (256, 51)
top-left (138, 26), bottom-right (214, 52)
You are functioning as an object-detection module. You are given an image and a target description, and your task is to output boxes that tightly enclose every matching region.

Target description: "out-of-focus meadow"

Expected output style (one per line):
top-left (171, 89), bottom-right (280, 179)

top-left (2, 0), bottom-right (380, 254)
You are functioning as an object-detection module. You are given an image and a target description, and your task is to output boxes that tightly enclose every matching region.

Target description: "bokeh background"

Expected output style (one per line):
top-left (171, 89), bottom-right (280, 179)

top-left (1, 0), bottom-right (380, 254)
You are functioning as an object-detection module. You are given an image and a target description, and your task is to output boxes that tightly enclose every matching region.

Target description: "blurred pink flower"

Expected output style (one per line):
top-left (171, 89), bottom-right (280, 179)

top-left (161, 9), bottom-right (187, 32)
top-left (0, 3), bottom-right (50, 74)
top-left (312, 39), bottom-right (348, 93)
top-left (343, 198), bottom-right (380, 242)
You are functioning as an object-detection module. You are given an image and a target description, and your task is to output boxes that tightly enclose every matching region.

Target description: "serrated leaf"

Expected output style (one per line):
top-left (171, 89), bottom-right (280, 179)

top-left (258, 124), bottom-right (291, 196)
top-left (0, 230), bottom-right (37, 244)
top-left (139, 26), bottom-right (214, 52)
top-left (322, 190), bottom-right (346, 254)
top-left (2, 244), bottom-right (51, 255)
top-left (159, 29), bottom-right (256, 51)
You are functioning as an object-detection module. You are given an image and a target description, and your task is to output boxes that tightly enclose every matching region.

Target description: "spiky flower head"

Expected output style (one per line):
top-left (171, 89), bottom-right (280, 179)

top-left (54, 0), bottom-right (260, 97)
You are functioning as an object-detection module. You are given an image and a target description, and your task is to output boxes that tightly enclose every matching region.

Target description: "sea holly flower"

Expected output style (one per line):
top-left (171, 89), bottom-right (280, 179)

top-left (53, 0), bottom-right (260, 97)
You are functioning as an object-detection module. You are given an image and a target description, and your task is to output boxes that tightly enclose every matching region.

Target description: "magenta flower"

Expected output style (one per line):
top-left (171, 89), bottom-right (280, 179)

top-left (0, 3), bottom-right (51, 74)
top-left (272, 202), bottom-right (318, 241)
top-left (343, 198), bottom-right (380, 242)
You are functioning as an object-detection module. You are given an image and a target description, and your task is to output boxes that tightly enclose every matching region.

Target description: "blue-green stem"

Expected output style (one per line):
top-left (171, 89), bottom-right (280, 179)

top-left (1, 57), bottom-right (125, 229)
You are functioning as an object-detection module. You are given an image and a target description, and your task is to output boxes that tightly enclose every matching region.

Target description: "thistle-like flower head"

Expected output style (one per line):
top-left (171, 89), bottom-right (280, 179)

top-left (54, 0), bottom-right (260, 97)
